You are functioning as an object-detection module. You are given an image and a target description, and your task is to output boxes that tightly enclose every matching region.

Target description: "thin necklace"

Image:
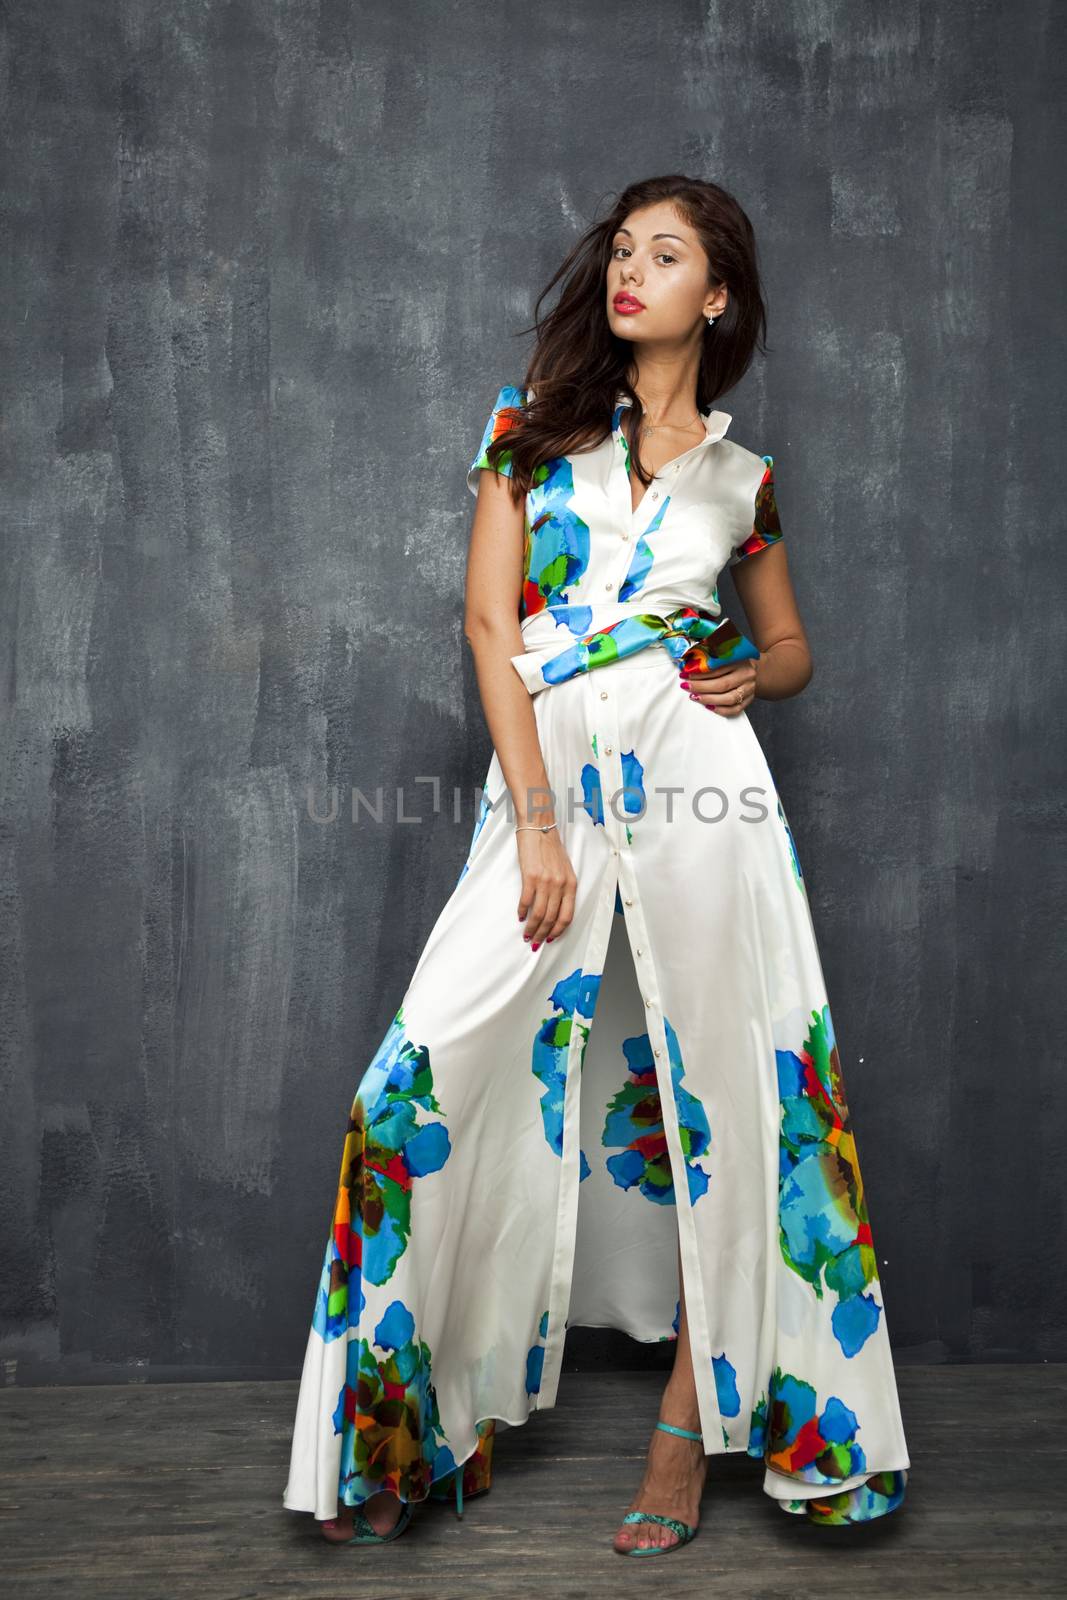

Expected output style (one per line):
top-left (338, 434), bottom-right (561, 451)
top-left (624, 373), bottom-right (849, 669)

top-left (638, 404), bottom-right (703, 438)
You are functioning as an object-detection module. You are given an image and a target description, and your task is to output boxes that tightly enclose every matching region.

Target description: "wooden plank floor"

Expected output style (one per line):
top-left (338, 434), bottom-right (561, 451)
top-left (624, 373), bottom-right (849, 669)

top-left (1, 1364), bottom-right (1063, 1598)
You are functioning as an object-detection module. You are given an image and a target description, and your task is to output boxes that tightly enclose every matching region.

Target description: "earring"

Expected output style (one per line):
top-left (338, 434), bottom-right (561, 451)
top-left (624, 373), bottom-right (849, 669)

top-left (706, 314), bottom-right (717, 326)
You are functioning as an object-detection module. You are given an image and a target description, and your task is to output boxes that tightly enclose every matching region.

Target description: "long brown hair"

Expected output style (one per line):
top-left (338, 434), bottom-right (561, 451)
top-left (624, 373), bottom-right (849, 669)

top-left (485, 174), bottom-right (769, 499)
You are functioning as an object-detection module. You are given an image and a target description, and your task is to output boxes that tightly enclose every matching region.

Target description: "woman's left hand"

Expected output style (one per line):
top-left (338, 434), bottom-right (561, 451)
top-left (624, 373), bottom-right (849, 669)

top-left (678, 659), bottom-right (758, 716)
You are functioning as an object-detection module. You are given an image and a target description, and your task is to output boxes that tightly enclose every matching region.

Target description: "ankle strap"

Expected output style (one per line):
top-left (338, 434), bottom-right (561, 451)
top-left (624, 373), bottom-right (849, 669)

top-left (656, 1420), bottom-right (703, 1441)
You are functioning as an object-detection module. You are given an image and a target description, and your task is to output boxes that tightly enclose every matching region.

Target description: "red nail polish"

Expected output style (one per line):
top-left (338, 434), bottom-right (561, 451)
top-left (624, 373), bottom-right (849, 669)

top-left (531, 942), bottom-right (540, 951)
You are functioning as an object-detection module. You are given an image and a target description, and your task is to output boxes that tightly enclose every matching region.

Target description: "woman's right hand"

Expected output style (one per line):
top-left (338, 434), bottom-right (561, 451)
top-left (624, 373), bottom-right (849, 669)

top-left (516, 826), bottom-right (577, 948)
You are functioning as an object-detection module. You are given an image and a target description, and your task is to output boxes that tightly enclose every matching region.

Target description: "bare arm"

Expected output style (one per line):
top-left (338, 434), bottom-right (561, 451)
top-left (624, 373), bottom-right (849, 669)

top-left (463, 469), bottom-right (577, 948)
top-left (683, 543), bottom-right (813, 715)
top-left (731, 540), bottom-right (812, 701)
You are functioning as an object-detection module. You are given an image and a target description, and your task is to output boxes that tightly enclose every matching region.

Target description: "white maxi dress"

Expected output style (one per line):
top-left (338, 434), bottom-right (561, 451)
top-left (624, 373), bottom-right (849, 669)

top-left (282, 383), bottom-right (911, 1527)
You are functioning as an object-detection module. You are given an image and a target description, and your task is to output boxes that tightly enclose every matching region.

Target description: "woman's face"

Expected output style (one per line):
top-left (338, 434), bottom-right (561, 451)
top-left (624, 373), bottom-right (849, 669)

top-left (605, 201), bottom-right (727, 346)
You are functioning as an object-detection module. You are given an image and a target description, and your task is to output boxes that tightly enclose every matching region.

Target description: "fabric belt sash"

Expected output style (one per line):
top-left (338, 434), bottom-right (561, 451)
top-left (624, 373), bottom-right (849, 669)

top-left (510, 605), bottom-right (760, 697)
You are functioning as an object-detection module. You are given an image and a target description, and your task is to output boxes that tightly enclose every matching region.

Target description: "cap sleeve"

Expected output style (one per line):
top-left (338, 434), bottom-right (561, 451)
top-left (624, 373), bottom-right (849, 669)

top-left (728, 454), bottom-right (783, 566)
top-left (466, 383), bottom-right (527, 496)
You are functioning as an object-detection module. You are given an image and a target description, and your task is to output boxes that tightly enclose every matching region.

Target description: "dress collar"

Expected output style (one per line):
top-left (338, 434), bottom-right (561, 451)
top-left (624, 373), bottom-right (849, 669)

top-left (521, 384), bottom-right (731, 444)
top-left (612, 391), bottom-right (731, 443)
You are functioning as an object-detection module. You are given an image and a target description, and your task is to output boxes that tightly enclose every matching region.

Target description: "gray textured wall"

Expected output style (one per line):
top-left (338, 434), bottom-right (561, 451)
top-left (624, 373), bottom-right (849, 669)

top-left (2, 0), bottom-right (1063, 1383)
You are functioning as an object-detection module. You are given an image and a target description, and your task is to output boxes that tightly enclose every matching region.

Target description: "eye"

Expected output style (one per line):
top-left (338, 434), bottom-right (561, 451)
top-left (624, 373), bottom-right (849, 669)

top-left (611, 245), bottom-right (677, 264)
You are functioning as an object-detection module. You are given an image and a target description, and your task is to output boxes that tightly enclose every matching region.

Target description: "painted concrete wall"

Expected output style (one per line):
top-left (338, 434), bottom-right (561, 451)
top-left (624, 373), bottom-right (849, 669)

top-left (1, 0), bottom-right (1063, 1380)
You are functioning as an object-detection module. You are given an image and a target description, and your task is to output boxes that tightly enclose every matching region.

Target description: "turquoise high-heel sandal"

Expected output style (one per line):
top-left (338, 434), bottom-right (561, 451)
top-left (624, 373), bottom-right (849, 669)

top-left (334, 1462), bottom-right (470, 1544)
top-left (331, 1420), bottom-right (493, 1543)
top-left (615, 1421), bottom-right (704, 1558)
top-left (334, 1495), bottom-right (415, 1545)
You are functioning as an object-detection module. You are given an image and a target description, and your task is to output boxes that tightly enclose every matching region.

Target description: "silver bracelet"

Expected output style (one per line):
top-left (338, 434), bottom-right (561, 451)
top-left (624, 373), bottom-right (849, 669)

top-left (515, 821), bottom-right (559, 833)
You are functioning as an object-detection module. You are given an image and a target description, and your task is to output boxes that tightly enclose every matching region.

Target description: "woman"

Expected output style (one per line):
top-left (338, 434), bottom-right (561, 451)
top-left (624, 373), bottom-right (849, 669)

top-left (282, 173), bottom-right (910, 1557)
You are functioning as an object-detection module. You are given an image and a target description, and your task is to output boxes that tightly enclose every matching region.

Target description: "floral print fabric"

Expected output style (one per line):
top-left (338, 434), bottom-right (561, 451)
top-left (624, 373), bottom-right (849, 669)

top-left (282, 384), bottom-right (909, 1526)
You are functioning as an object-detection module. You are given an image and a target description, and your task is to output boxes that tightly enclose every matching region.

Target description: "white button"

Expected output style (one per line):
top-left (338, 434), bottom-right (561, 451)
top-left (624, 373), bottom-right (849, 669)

top-left (644, 998), bottom-right (653, 1008)
top-left (654, 1047), bottom-right (661, 1057)
top-left (600, 690), bottom-right (608, 700)
top-left (636, 947), bottom-right (643, 956)
top-left (604, 581), bottom-right (613, 590)
top-left (651, 491), bottom-right (659, 500)
top-left (622, 532), bottom-right (630, 541)
top-left (604, 745), bottom-right (613, 754)
top-left (673, 463), bottom-right (680, 472)
top-left (612, 848), bottom-right (619, 856)
top-left (624, 898), bottom-right (632, 906)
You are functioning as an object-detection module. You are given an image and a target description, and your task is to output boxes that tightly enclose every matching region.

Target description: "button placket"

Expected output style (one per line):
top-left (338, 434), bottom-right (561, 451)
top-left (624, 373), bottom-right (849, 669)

top-left (591, 675), bottom-right (625, 857)
top-left (614, 850), bottom-right (666, 1075)
top-left (599, 698), bottom-right (717, 1442)
top-left (617, 444), bottom-right (703, 591)
top-left (615, 418), bottom-right (718, 549)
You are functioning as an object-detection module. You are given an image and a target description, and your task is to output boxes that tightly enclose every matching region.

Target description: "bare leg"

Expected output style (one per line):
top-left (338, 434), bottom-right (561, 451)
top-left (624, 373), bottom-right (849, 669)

top-left (321, 1491), bottom-right (404, 1542)
top-left (612, 1232), bottom-right (708, 1552)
